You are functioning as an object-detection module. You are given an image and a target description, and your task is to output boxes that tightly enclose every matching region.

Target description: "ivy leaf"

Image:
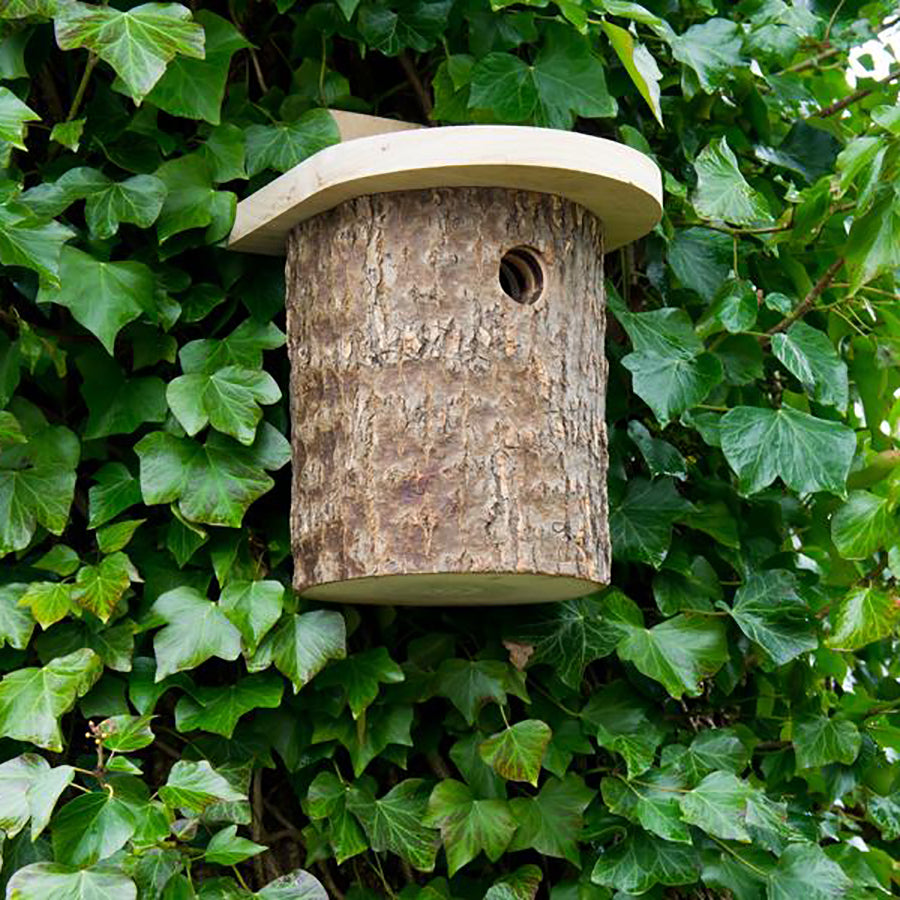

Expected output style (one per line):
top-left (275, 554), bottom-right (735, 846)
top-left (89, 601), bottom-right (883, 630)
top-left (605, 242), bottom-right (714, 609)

top-left (159, 760), bottom-right (245, 814)
top-left (245, 109), bottom-right (340, 177)
top-left (669, 227), bottom-right (733, 302)
top-left (827, 586), bottom-right (900, 651)
top-left (508, 773), bottom-right (595, 864)
top-left (830, 491), bottom-right (897, 559)
top-left (590, 830), bottom-right (699, 895)
top-left (315, 647), bottom-right (405, 719)
top-left (218, 579), bottom-right (284, 654)
top-left (37, 247), bottom-right (155, 354)
top-left (766, 843), bottom-right (852, 900)
top-left (175, 671), bottom-right (284, 738)
top-left (0, 753), bottom-right (48, 837)
top-left (249, 610), bottom-right (346, 692)
top-left (601, 21), bottom-right (661, 124)
top-left (167, 365), bottom-right (281, 445)
top-left (0, 203), bottom-right (73, 287)
top-left (135, 424), bottom-right (290, 527)
top-left (146, 11), bottom-right (250, 125)
top-left (96, 519), bottom-right (144, 554)
top-left (204, 825), bottom-right (266, 866)
top-left (154, 154), bottom-right (236, 243)
top-left (0, 85), bottom-right (38, 155)
top-left (54, 1), bottom-right (206, 104)
top-left (256, 870), bottom-right (328, 900)
top-left (478, 720), bottom-right (552, 786)
top-left (346, 779), bottom-right (440, 872)
top-left (98, 714), bottom-right (155, 752)
top-left (509, 590), bottom-right (642, 689)
top-left (792, 715), bottom-right (861, 769)
top-left (356, 0), bottom-right (452, 55)
top-left (0, 648), bottom-right (102, 751)
top-left (771, 322), bottom-right (849, 412)
top-left (617, 614), bottom-right (728, 699)
top-left (88, 463), bottom-right (142, 529)
top-left (28, 764), bottom-right (76, 841)
top-left (670, 18), bottom-right (744, 93)
top-left (313, 705), bottom-right (414, 777)
top-left (72, 551), bottom-right (139, 623)
top-left (627, 421), bottom-right (688, 480)
top-left (52, 791), bottom-right (136, 866)
top-left (5, 863), bottom-right (137, 900)
top-left (423, 780), bottom-right (517, 876)
top-left (867, 795), bottom-right (900, 841)
top-left (179, 320), bottom-right (285, 373)
top-left (0, 583), bottom-right (36, 649)
top-left (19, 582), bottom-right (73, 629)
top-left (844, 189), bottom-right (900, 294)
top-left (581, 681), bottom-right (667, 778)
top-left (609, 477), bottom-right (692, 568)
top-left (601, 770), bottom-right (690, 844)
top-left (304, 772), bottom-right (368, 865)
top-left (720, 406), bottom-right (856, 496)
top-left (728, 570), bottom-right (817, 665)
top-left (679, 771), bottom-right (754, 842)
top-left (435, 659), bottom-right (525, 725)
top-left (50, 118), bottom-right (85, 152)
top-left (85, 174), bottom-right (168, 240)
top-left (692, 138), bottom-right (772, 225)
top-left (151, 586), bottom-right (242, 680)
top-left (622, 350), bottom-right (722, 427)
top-left (486, 866), bottom-right (542, 900)
top-left (662, 728), bottom-right (750, 782)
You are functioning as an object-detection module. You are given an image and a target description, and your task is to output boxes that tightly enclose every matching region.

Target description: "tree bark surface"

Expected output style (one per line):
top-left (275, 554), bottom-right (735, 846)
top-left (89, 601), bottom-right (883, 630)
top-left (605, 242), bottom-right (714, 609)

top-left (286, 186), bottom-right (609, 604)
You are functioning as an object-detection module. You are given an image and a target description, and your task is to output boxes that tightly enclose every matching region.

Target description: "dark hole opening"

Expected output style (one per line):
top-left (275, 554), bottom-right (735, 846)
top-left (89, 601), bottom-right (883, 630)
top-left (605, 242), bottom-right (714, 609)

top-left (499, 247), bottom-right (544, 305)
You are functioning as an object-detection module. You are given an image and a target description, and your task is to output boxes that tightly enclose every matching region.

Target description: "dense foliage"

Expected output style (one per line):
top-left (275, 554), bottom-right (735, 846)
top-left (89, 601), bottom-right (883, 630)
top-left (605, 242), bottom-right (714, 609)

top-left (0, 0), bottom-right (899, 897)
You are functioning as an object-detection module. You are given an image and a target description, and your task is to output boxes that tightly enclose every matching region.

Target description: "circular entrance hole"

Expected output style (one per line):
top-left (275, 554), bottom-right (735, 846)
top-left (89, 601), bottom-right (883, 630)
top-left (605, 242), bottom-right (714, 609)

top-left (499, 246), bottom-right (544, 305)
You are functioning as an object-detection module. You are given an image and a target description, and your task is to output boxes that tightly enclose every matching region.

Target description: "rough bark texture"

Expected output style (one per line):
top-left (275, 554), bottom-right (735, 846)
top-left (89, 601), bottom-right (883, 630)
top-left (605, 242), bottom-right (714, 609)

top-left (286, 187), bottom-right (608, 604)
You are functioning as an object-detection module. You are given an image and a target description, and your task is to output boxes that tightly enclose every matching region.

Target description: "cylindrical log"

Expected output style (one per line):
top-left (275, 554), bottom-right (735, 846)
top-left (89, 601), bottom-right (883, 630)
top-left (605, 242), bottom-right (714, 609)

top-left (285, 187), bottom-right (609, 605)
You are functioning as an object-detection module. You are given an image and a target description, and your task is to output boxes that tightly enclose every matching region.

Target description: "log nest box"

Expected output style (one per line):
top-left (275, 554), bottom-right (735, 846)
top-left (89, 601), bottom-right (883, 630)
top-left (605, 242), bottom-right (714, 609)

top-left (229, 112), bottom-right (662, 606)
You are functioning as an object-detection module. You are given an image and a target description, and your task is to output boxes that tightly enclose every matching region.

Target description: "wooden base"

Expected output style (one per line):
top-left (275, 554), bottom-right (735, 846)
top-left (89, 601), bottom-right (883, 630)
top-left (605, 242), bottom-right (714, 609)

top-left (303, 572), bottom-right (606, 606)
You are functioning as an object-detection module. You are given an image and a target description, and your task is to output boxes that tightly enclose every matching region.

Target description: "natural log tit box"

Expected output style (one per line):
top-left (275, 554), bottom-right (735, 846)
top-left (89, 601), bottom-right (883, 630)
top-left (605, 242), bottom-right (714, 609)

top-left (229, 113), bottom-right (662, 605)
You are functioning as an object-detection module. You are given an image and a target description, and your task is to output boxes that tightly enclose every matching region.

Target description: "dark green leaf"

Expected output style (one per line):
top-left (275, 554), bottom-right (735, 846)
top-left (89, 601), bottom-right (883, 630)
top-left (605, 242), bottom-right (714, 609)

top-left (590, 830), bottom-right (699, 894)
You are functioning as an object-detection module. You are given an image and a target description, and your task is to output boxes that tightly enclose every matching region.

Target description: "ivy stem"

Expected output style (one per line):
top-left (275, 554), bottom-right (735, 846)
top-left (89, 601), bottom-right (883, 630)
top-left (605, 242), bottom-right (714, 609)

top-left (232, 866), bottom-right (251, 892)
top-left (710, 835), bottom-right (770, 879)
top-left (66, 53), bottom-right (98, 123)
top-left (761, 257), bottom-right (844, 343)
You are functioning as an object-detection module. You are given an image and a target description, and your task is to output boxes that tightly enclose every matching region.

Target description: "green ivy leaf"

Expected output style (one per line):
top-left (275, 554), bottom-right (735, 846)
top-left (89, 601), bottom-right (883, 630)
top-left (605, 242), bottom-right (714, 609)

top-left (830, 491), bottom-right (896, 559)
top-left (679, 771), bottom-right (755, 842)
top-left (179, 320), bottom-right (285, 373)
top-left (508, 773), bottom-right (595, 864)
top-left (52, 791), bottom-right (136, 866)
top-left (28, 764), bottom-right (76, 841)
top-left (72, 551), bottom-right (139, 623)
top-left (135, 424), bottom-right (290, 527)
top-left (622, 350), bottom-right (722, 427)
top-left (668, 227), bottom-right (733, 302)
top-left (766, 843), bottom-right (852, 900)
top-left (509, 590), bottom-right (642, 689)
top-left (616, 614), bottom-right (728, 699)
top-left (98, 714), bottom-right (155, 751)
top-left (844, 189), bottom-right (900, 294)
top-left (50, 118), bottom-right (85, 152)
top-left (204, 825), bottom-right (266, 866)
top-left (88, 463), bottom-right (142, 529)
top-left (5, 863), bottom-right (137, 900)
top-left (256, 870), bottom-right (328, 900)
top-left (0, 753), bottom-right (49, 838)
top-left (581, 681), bottom-right (667, 778)
top-left (167, 365), bottom-right (281, 446)
top-left (669, 18), bottom-right (744, 93)
top-left (0, 203), bottom-right (73, 288)
top-left (827, 586), bottom-right (900, 651)
top-left (218, 579), bottom-right (284, 655)
top-left (720, 406), bottom-right (856, 496)
top-left (793, 715), bottom-right (861, 769)
top-left (692, 138), bottom-right (772, 225)
top-left (304, 772), bottom-right (368, 865)
top-left (54, 1), bottom-right (206, 103)
top-left (0, 85), bottom-right (38, 156)
top-left (601, 21), bottom-right (661, 123)
top-left (151, 586), bottom-right (242, 680)
top-left (346, 779), bottom-right (440, 872)
top-left (159, 760), bottom-right (245, 815)
top-left (313, 705), bottom-right (414, 777)
top-left (601, 770), bottom-right (690, 844)
top-left (145, 11), bottom-right (250, 124)
top-left (627, 421), bottom-right (688, 480)
top-left (771, 322), bottom-right (849, 412)
top-left (0, 648), bottom-right (102, 751)
top-left (249, 610), bottom-right (346, 692)
top-left (435, 659), bottom-right (525, 725)
top-left (424, 780), bottom-right (517, 876)
top-left (662, 728), bottom-right (750, 782)
top-left (356, 0), bottom-right (452, 55)
top-left (478, 720), bottom-right (552, 786)
top-left (728, 570), bottom-right (818, 665)
top-left (590, 829), bottom-right (699, 894)
top-left (19, 581), bottom-right (73, 629)
top-left (85, 174), bottom-right (168, 240)
top-left (315, 647), bottom-right (405, 719)
top-left (154, 154), bottom-right (235, 243)
top-left (609, 477), bottom-right (692, 568)
top-left (0, 583), bottom-right (36, 649)
top-left (96, 519), bottom-right (145, 554)
top-left (245, 109), bottom-right (340, 177)
top-left (175, 671), bottom-right (284, 738)
top-left (37, 247), bottom-right (156, 354)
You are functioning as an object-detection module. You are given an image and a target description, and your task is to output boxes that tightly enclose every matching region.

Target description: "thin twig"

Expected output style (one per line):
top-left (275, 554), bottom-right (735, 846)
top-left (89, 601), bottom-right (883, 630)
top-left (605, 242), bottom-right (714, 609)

top-left (398, 51), bottom-right (433, 119)
top-left (760, 257), bottom-right (844, 343)
top-left (778, 45), bottom-right (842, 75)
top-left (249, 46), bottom-right (268, 94)
top-left (814, 69), bottom-right (900, 118)
top-left (66, 54), bottom-right (98, 122)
